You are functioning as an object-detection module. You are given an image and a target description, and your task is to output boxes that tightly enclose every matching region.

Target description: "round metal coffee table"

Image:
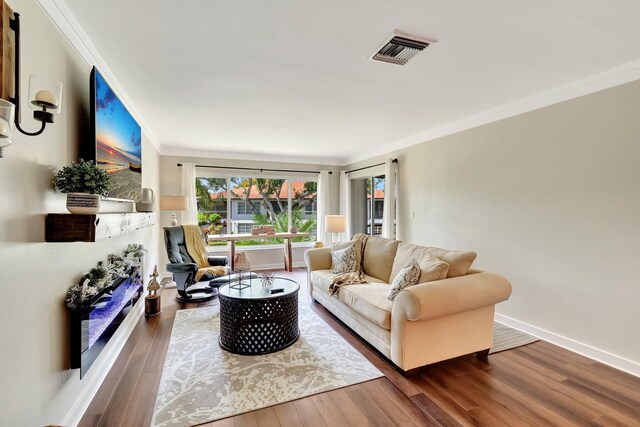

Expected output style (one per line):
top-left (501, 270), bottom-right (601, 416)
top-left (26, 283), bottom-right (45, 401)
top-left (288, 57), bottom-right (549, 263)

top-left (218, 277), bottom-right (300, 355)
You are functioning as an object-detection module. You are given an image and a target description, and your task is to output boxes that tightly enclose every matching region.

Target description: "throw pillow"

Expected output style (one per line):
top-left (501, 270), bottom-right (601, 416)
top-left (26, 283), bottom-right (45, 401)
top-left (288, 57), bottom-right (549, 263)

top-left (387, 259), bottom-right (421, 301)
top-left (332, 239), bottom-right (363, 272)
top-left (424, 247), bottom-right (477, 278)
top-left (331, 244), bottom-right (357, 274)
top-left (416, 253), bottom-right (450, 283)
top-left (390, 243), bottom-right (450, 283)
top-left (360, 235), bottom-right (400, 283)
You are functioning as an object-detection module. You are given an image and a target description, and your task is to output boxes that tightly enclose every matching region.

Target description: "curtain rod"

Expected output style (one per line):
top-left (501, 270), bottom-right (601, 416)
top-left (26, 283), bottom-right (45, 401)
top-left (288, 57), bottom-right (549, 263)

top-left (345, 158), bottom-right (397, 174)
top-left (177, 163), bottom-right (332, 175)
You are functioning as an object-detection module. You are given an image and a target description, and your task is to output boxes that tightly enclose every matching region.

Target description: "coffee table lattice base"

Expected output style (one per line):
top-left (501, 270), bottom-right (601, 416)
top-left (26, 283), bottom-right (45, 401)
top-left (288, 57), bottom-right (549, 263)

top-left (219, 292), bottom-right (299, 355)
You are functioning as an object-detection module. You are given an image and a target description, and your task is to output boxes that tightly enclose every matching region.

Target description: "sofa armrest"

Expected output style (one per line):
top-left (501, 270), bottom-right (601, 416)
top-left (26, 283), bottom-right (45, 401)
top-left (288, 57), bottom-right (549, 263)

top-left (304, 247), bottom-right (332, 271)
top-left (207, 256), bottom-right (229, 267)
top-left (166, 263), bottom-right (198, 273)
top-left (393, 272), bottom-right (512, 322)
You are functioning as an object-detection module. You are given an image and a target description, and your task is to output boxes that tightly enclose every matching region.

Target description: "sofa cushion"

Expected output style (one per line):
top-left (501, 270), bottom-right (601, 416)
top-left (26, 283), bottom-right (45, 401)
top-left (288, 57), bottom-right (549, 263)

top-left (387, 259), bottom-right (421, 301)
top-left (360, 235), bottom-right (400, 282)
top-left (392, 243), bottom-right (450, 283)
top-left (331, 244), bottom-right (357, 274)
top-left (339, 284), bottom-right (392, 330)
top-left (424, 246), bottom-right (477, 278)
top-left (310, 270), bottom-right (336, 294)
top-left (311, 270), bottom-right (388, 295)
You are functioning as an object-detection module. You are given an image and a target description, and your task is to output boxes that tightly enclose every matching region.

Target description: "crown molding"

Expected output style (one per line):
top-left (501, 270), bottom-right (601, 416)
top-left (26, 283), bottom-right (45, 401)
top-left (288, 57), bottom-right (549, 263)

top-left (159, 144), bottom-right (346, 167)
top-left (347, 59), bottom-right (640, 165)
top-left (34, 0), bottom-right (161, 153)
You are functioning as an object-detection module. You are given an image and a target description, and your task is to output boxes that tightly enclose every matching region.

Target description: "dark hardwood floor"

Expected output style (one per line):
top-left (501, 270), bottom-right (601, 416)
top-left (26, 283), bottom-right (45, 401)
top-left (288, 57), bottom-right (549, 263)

top-left (80, 268), bottom-right (640, 427)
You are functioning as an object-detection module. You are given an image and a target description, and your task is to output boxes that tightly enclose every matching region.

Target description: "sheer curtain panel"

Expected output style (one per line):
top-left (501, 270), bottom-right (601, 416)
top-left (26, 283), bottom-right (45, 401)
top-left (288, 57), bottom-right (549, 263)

top-left (316, 170), bottom-right (331, 243)
top-left (339, 171), bottom-right (353, 240)
top-left (181, 163), bottom-right (198, 225)
top-left (381, 159), bottom-right (397, 239)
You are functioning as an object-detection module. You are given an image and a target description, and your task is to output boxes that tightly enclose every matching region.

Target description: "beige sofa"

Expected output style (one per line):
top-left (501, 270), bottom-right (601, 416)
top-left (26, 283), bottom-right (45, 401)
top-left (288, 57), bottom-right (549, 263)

top-left (304, 235), bottom-right (512, 373)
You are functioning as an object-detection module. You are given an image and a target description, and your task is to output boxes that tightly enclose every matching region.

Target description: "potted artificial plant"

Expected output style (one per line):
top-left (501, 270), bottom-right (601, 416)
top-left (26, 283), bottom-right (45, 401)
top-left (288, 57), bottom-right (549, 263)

top-left (54, 159), bottom-right (110, 214)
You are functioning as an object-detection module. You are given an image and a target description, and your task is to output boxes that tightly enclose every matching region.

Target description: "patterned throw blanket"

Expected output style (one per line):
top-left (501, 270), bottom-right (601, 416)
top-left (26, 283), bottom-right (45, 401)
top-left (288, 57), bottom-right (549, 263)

top-left (183, 225), bottom-right (227, 281)
top-left (328, 271), bottom-right (367, 295)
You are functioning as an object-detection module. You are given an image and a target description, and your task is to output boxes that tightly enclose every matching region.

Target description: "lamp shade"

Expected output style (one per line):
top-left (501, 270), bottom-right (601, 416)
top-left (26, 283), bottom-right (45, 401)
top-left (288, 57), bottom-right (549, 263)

top-left (325, 215), bottom-right (346, 233)
top-left (159, 195), bottom-right (187, 211)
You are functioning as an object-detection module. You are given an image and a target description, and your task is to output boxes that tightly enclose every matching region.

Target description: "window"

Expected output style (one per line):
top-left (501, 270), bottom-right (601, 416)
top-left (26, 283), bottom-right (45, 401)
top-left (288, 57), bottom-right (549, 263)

top-left (195, 177), bottom-right (228, 245)
top-left (371, 176), bottom-right (385, 236)
top-left (305, 201), bottom-right (317, 214)
top-left (195, 174), bottom-right (318, 246)
top-left (236, 223), bottom-right (253, 234)
top-left (290, 180), bottom-right (317, 240)
top-left (236, 202), bottom-right (249, 215)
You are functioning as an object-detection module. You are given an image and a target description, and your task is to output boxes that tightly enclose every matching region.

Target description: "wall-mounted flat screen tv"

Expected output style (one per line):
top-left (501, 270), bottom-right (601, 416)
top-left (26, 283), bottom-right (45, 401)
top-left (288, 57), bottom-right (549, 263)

top-left (89, 67), bottom-right (142, 201)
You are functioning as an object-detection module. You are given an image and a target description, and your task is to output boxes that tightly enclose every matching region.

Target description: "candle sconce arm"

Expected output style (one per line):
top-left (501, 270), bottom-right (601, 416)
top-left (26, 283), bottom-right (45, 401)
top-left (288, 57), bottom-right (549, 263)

top-left (13, 119), bottom-right (46, 137)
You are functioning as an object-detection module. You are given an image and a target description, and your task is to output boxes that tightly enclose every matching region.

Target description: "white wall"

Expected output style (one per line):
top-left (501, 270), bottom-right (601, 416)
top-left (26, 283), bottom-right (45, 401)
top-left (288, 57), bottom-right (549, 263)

top-left (0, 0), bottom-right (160, 425)
top-left (157, 155), bottom-right (340, 269)
top-left (347, 80), bottom-right (640, 370)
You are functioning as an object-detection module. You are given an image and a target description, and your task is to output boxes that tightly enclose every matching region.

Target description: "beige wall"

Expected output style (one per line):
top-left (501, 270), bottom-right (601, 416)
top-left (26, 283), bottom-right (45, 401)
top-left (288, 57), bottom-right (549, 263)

top-left (347, 80), bottom-right (640, 365)
top-left (0, 0), bottom-right (160, 425)
top-left (157, 155), bottom-right (341, 269)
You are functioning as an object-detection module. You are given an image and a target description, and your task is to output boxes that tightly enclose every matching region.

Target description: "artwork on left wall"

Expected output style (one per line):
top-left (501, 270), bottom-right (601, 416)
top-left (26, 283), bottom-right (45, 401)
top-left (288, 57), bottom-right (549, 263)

top-left (0, 0), bottom-right (15, 102)
top-left (90, 67), bottom-right (142, 201)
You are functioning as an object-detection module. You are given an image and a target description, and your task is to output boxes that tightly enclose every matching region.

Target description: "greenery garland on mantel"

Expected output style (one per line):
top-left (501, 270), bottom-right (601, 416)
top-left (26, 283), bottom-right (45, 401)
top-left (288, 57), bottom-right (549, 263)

top-left (64, 244), bottom-right (146, 311)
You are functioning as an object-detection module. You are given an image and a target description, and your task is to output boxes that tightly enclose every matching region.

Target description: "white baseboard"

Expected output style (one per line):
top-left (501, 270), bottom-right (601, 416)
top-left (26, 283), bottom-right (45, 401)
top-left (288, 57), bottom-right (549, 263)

top-left (495, 313), bottom-right (640, 378)
top-left (62, 301), bottom-right (145, 426)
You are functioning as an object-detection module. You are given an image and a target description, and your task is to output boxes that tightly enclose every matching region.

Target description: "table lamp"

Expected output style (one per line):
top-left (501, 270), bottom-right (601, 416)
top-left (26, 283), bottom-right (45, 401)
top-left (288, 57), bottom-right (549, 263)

top-left (160, 195), bottom-right (187, 226)
top-left (325, 215), bottom-right (346, 245)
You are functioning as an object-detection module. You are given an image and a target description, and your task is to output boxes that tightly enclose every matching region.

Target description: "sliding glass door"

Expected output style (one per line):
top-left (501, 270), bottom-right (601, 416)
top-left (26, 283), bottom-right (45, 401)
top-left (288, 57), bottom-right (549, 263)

top-left (351, 175), bottom-right (385, 236)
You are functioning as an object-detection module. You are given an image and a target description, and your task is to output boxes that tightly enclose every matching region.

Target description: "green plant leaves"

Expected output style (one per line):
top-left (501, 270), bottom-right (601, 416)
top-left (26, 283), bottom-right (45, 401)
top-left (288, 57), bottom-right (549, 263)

top-left (54, 159), bottom-right (111, 196)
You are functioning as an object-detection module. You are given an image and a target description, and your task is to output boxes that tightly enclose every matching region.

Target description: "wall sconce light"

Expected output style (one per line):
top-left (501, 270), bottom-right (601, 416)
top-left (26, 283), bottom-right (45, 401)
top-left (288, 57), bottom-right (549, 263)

top-left (0, 12), bottom-right (63, 157)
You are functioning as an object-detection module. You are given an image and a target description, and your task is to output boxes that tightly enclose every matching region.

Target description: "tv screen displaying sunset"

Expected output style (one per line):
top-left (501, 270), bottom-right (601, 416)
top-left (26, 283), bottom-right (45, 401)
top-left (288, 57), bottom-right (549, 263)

top-left (94, 68), bottom-right (142, 201)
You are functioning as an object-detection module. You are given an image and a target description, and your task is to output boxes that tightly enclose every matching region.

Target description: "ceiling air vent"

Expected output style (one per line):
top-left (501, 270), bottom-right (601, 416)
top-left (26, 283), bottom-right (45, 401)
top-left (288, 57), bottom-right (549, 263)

top-left (371, 31), bottom-right (435, 65)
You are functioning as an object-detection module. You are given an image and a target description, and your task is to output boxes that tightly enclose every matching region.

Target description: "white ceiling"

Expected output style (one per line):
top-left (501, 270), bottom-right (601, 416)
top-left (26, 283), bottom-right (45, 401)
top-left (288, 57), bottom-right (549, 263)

top-left (61, 0), bottom-right (640, 165)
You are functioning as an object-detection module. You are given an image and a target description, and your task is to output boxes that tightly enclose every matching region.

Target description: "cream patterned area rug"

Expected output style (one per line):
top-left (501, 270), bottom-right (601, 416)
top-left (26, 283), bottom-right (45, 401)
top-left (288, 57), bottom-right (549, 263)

top-left (151, 305), bottom-right (383, 427)
top-left (490, 322), bottom-right (539, 354)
